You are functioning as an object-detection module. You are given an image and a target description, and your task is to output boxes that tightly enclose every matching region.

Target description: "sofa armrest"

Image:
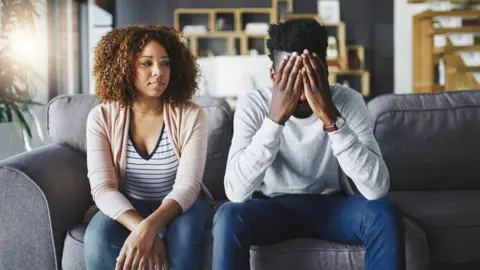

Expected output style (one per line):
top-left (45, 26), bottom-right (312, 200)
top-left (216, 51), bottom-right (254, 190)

top-left (0, 143), bottom-right (92, 270)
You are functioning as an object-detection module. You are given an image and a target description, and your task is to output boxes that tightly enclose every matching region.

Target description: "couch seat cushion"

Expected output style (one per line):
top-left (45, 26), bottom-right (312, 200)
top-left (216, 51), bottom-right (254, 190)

top-left (388, 190), bottom-right (480, 263)
top-left (63, 213), bottom-right (428, 270)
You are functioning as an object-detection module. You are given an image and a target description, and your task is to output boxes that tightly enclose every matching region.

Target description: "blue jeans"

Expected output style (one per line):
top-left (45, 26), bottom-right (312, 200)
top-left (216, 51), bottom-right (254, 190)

top-left (212, 193), bottom-right (405, 270)
top-left (84, 198), bottom-right (213, 270)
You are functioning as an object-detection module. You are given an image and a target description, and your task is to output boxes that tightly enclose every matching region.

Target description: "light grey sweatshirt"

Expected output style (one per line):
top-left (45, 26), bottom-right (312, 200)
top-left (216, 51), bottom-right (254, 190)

top-left (224, 84), bottom-right (390, 203)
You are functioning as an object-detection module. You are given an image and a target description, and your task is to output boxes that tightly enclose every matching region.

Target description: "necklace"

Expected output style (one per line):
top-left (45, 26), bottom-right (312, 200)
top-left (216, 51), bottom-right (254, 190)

top-left (131, 106), bottom-right (162, 115)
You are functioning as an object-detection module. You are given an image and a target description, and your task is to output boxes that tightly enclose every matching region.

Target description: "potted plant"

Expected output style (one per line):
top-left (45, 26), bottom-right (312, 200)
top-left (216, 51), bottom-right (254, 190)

top-left (0, 0), bottom-right (44, 152)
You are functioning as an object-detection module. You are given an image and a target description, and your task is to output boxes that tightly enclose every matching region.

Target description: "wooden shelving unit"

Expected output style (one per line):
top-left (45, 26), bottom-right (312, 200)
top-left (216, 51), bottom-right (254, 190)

top-left (329, 70), bottom-right (371, 97)
top-left (272, 0), bottom-right (293, 22)
top-left (175, 7), bottom-right (273, 57)
top-left (174, 0), bottom-right (371, 97)
top-left (445, 54), bottom-right (480, 90)
top-left (412, 8), bottom-right (480, 92)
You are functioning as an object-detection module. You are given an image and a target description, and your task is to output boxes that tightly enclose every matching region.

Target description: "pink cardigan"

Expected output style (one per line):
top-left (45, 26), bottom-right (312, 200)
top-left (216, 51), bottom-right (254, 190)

top-left (86, 101), bottom-right (210, 219)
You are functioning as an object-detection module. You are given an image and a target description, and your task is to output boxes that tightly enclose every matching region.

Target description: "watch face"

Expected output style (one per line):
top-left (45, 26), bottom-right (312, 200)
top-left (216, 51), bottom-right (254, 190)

top-left (336, 117), bottom-right (346, 129)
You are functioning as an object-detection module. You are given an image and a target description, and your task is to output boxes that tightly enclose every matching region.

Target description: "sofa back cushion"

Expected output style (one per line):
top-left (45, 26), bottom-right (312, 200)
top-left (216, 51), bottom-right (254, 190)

top-left (47, 94), bottom-right (232, 200)
top-left (367, 90), bottom-right (480, 191)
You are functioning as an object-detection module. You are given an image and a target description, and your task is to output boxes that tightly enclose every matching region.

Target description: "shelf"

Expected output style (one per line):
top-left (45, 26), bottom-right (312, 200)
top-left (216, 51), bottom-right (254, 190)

top-left (182, 33), bottom-right (243, 38)
top-left (413, 8), bottom-right (480, 93)
top-left (175, 8), bottom-right (212, 14)
top-left (272, 0), bottom-right (293, 23)
top-left (282, 13), bottom-right (345, 27)
top-left (238, 8), bottom-right (273, 14)
top-left (213, 9), bottom-right (240, 32)
top-left (347, 45), bottom-right (365, 70)
top-left (435, 45), bottom-right (480, 55)
top-left (444, 54), bottom-right (480, 90)
top-left (430, 26), bottom-right (480, 35)
top-left (239, 9), bottom-right (274, 32)
top-left (244, 34), bottom-right (269, 38)
top-left (330, 70), bottom-right (367, 76)
top-left (414, 9), bottom-right (480, 19)
top-left (328, 70), bottom-right (370, 97)
top-left (174, 9), bottom-right (214, 33)
top-left (458, 66), bottom-right (480, 73)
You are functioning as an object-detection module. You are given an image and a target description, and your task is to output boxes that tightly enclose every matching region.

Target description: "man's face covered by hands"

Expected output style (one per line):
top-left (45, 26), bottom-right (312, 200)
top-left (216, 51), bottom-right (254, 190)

top-left (270, 50), bottom-right (318, 119)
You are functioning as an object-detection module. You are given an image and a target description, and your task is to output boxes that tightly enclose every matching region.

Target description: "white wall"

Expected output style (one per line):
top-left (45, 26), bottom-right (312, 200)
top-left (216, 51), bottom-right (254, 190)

top-left (394, 0), bottom-right (429, 94)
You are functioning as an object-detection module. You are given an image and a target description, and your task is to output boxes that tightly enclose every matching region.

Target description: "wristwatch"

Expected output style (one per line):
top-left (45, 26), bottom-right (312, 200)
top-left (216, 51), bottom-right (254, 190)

top-left (323, 116), bottom-right (346, 132)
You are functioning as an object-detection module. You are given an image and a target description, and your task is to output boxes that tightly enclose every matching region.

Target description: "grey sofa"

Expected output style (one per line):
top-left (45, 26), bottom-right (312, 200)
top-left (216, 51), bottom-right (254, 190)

top-left (0, 91), bottom-right (479, 270)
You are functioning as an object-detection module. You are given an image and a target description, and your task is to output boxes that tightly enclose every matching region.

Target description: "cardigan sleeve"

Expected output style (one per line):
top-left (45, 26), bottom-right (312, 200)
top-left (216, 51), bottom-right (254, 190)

top-left (163, 105), bottom-right (207, 212)
top-left (86, 106), bottom-right (134, 219)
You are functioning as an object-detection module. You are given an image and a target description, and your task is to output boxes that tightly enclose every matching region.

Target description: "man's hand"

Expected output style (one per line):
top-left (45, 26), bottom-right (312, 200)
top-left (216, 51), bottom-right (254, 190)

top-left (301, 49), bottom-right (337, 126)
top-left (268, 52), bottom-right (304, 125)
top-left (115, 220), bottom-right (157, 270)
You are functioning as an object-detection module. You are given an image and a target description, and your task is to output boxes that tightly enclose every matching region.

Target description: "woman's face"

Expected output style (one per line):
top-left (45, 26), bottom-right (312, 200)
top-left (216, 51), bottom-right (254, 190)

top-left (134, 41), bottom-right (171, 99)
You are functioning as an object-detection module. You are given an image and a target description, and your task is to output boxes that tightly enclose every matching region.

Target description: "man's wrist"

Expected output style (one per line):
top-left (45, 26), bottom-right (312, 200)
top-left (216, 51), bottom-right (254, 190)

top-left (318, 107), bottom-right (338, 126)
top-left (267, 112), bottom-right (286, 125)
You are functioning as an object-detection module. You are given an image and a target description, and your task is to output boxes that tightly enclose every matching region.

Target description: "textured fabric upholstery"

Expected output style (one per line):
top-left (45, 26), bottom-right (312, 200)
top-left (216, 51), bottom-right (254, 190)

top-left (389, 191), bottom-right (480, 263)
top-left (47, 95), bottom-right (99, 152)
top-left (369, 90), bottom-right (480, 265)
top-left (63, 215), bottom-right (428, 270)
top-left (0, 144), bottom-right (92, 270)
top-left (367, 91), bottom-right (480, 191)
top-left (7, 92), bottom-right (480, 270)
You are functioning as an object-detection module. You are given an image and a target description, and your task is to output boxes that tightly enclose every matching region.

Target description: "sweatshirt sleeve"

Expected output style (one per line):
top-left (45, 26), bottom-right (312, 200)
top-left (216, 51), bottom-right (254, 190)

top-left (328, 91), bottom-right (390, 200)
top-left (86, 107), bottom-right (134, 220)
top-left (224, 92), bottom-right (284, 203)
top-left (163, 106), bottom-right (207, 212)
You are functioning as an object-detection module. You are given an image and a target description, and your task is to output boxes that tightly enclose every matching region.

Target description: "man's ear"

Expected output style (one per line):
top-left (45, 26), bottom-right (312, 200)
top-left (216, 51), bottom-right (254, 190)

top-left (270, 67), bottom-right (275, 83)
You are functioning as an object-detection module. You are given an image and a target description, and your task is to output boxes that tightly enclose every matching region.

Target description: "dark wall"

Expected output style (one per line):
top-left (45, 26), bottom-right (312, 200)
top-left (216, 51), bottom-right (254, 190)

top-left (115, 0), bottom-right (393, 97)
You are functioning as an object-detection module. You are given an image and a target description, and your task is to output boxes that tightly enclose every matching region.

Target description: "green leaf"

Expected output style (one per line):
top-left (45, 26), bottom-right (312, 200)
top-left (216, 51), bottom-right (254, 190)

top-left (0, 107), bottom-right (5, 123)
top-left (5, 104), bottom-right (13, 122)
top-left (10, 103), bottom-right (32, 138)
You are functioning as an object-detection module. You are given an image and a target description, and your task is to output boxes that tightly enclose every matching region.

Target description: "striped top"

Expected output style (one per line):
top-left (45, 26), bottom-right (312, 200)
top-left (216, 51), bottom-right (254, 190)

top-left (124, 125), bottom-right (179, 201)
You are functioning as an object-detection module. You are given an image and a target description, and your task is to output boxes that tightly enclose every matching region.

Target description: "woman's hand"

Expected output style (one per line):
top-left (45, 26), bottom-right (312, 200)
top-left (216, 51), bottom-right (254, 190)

top-left (115, 220), bottom-right (158, 270)
top-left (148, 236), bottom-right (169, 270)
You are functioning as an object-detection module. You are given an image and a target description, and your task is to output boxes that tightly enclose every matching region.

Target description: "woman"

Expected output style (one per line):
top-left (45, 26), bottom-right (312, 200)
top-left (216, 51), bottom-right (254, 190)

top-left (84, 25), bottom-right (213, 270)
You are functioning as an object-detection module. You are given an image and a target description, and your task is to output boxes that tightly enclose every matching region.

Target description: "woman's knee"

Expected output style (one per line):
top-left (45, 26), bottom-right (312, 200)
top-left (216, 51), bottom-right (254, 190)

top-left (167, 199), bottom-right (213, 244)
top-left (84, 211), bottom-right (127, 259)
top-left (212, 202), bottom-right (249, 235)
top-left (165, 200), bottom-right (213, 269)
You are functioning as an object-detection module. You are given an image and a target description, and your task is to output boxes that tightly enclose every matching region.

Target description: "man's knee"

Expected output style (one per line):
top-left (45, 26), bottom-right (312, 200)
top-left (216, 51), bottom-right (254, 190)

top-left (362, 199), bottom-right (403, 227)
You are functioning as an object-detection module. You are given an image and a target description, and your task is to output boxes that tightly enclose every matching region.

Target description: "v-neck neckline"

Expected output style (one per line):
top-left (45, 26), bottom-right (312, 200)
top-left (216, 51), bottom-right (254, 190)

top-left (129, 123), bottom-right (165, 161)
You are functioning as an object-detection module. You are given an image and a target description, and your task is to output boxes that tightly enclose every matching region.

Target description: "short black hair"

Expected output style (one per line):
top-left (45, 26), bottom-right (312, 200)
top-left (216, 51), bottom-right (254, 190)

top-left (267, 19), bottom-right (328, 68)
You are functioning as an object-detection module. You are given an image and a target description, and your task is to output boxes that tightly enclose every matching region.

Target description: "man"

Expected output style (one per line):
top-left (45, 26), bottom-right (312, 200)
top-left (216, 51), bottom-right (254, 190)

top-left (212, 19), bottom-right (405, 270)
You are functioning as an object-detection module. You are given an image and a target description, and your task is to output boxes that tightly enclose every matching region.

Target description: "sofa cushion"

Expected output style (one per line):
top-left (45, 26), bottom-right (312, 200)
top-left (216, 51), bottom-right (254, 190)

top-left (63, 213), bottom-right (428, 270)
top-left (62, 223), bottom-right (214, 270)
top-left (47, 94), bottom-right (233, 200)
top-left (388, 190), bottom-right (480, 263)
top-left (368, 90), bottom-right (480, 190)
top-left (47, 95), bottom-right (99, 152)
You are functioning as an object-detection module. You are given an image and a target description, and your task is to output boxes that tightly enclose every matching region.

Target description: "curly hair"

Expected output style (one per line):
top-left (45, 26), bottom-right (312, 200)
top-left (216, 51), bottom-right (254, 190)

top-left (267, 19), bottom-right (328, 68)
top-left (93, 24), bottom-right (198, 106)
